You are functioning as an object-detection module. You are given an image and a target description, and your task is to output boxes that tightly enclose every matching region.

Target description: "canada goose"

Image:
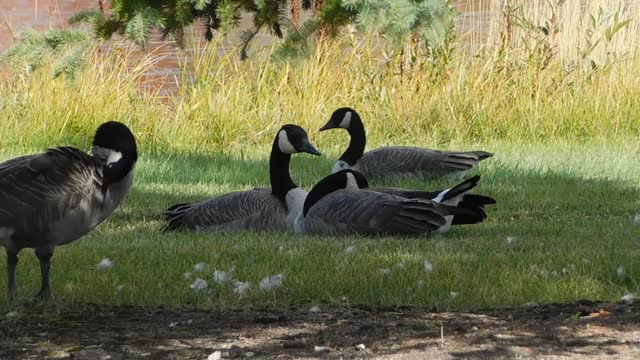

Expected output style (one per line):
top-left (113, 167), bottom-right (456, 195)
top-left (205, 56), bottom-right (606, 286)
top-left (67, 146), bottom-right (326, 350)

top-left (0, 121), bottom-right (137, 300)
top-left (294, 170), bottom-right (485, 236)
top-left (370, 175), bottom-right (495, 225)
top-left (319, 107), bottom-right (494, 180)
top-left (164, 124), bottom-right (321, 232)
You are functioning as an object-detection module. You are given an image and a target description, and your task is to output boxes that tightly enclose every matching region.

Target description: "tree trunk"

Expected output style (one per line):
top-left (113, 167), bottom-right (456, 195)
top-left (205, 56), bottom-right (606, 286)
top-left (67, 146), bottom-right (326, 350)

top-left (98, 0), bottom-right (111, 14)
top-left (290, 0), bottom-right (301, 27)
top-left (314, 0), bottom-right (325, 15)
top-left (314, 0), bottom-right (326, 37)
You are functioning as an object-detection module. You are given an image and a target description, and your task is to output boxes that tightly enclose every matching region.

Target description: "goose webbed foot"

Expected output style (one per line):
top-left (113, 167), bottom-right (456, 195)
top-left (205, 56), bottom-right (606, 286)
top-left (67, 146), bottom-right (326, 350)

top-left (34, 287), bottom-right (51, 301)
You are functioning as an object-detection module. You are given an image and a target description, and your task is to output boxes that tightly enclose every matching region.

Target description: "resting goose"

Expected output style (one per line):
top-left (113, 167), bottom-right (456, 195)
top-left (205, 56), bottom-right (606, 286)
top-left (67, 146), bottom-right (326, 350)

top-left (319, 107), bottom-right (494, 180)
top-left (370, 175), bottom-right (495, 225)
top-left (0, 121), bottom-right (138, 300)
top-left (294, 170), bottom-right (485, 236)
top-left (164, 124), bottom-right (321, 232)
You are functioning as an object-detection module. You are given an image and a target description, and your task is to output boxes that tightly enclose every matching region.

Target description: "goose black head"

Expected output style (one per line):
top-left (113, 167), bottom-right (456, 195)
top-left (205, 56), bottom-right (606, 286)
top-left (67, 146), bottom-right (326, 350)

top-left (303, 170), bottom-right (369, 216)
top-left (92, 121), bottom-right (138, 187)
top-left (276, 124), bottom-right (321, 156)
top-left (319, 107), bottom-right (361, 131)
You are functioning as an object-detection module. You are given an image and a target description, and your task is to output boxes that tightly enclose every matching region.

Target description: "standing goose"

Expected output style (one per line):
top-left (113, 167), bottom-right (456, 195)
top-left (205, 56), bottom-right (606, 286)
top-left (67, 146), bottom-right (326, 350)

top-left (164, 124), bottom-right (321, 232)
top-left (0, 121), bottom-right (137, 300)
top-left (369, 175), bottom-right (496, 225)
top-left (319, 107), bottom-right (494, 180)
top-left (294, 170), bottom-right (485, 236)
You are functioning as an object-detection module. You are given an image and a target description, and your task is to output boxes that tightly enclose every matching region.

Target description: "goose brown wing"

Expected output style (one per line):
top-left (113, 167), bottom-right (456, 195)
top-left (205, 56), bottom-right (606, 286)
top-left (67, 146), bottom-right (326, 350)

top-left (304, 190), bottom-right (447, 235)
top-left (0, 147), bottom-right (102, 245)
top-left (360, 146), bottom-right (491, 179)
top-left (164, 190), bottom-right (286, 231)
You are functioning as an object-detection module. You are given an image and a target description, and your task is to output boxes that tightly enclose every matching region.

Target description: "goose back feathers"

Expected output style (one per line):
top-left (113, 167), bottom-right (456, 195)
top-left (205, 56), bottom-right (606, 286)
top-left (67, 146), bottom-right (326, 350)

top-left (320, 107), bottom-right (493, 180)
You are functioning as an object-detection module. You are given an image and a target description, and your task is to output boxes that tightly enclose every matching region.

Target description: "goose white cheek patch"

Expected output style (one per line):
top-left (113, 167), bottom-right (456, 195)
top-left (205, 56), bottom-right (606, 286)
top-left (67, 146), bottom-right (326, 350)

top-left (278, 130), bottom-right (296, 154)
top-left (339, 111), bottom-right (352, 128)
top-left (106, 150), bottom-right (123, 165)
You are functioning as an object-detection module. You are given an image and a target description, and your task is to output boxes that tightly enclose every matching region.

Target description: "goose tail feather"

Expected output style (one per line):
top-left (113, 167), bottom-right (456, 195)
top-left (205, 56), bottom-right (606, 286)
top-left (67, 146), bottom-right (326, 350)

top-left (442, 204), bottom-right (487, 225)
top-left (439, 175), bottom-right (480, 202)
top-left (472, 151), bottom-right (494, 160)
top-left (163, 203), bottom-right (193, 232)
top-left (459, 194), bottom-right (496, 208)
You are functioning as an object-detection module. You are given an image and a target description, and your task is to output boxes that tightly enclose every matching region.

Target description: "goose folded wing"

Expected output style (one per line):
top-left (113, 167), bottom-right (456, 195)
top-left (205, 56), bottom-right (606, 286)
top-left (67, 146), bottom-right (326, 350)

top-left (439, 151), bottom-right (487, 171)
top-left (173, 190), bottom-right (283, 230)
top-left (0, 147), bottom-right (101, 230)
top-left (307, 190), bottom-right (447, 235)
top-left (362, 146), bottom-right (480, 175)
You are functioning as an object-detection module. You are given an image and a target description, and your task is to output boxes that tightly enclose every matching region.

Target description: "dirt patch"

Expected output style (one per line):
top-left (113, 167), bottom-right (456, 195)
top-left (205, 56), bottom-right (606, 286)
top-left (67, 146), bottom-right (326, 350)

top-left (1, 300), bottom-right (640, 359)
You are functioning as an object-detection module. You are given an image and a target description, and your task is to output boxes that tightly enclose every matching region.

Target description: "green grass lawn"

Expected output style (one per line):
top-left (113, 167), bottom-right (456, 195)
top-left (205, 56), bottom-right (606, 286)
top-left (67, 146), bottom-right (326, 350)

top-left (1, 140), bottom-right (639, 313)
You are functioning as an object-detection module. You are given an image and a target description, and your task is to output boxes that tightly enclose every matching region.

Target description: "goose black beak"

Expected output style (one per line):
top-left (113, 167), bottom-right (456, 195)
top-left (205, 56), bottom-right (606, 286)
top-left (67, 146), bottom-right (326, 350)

top-left (300, 140), bottom-right (321, 156)
top-left (319, 121), bottom-right (334, 132)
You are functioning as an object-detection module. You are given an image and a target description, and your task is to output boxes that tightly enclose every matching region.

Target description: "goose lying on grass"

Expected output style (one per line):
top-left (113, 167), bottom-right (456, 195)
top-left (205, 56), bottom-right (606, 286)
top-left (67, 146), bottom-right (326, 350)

top-left (0, 121), bottom-right (138, 300)
top-left (164, 124), bottom-right (321, 232)
top-left (294, 170), bottom-right (486, 236)
top-left (320, 107), bottom-right (493, 181)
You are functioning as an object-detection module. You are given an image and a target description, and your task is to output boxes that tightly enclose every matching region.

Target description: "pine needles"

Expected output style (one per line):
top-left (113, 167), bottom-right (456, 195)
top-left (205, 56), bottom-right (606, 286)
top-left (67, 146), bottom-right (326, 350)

top-left (1, 28), bottom-right (90, 78)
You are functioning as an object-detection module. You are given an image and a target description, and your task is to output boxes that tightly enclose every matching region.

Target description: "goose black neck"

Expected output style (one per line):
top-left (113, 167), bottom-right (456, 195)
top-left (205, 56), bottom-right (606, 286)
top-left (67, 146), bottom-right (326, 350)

top-left (303, 175), bottom-right (339, 217)
top-left (270, 139), bottom-right (297, 205)
top-left (339, 116), bottom-right (366, 166)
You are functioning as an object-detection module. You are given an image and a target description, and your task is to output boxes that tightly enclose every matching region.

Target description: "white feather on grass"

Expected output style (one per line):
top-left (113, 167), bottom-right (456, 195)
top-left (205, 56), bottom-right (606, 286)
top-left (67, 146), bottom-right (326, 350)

top-left (213, 268), bottom-right (235, 284)
top-left (424, 260), bottom-right (433, 273)
top-left (344, 246), bottom-right (357, 255)
top-left (622, 293), bottom-right (635, 304)
top-left (190, 278), bottom-right (208, 291)
top-left (193, 262), bottom-right (208, 272)
top-left (96, 258), bottom-right (113, 270)
top-left (259, 274), bottom-right (285, 290)
top-left (233, 281), bottom-right (252, 296)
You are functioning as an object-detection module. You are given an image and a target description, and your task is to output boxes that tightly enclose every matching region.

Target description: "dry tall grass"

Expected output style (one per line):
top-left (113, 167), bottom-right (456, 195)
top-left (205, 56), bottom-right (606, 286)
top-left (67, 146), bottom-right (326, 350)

top-left (0, 0), bottom-right (638, 154)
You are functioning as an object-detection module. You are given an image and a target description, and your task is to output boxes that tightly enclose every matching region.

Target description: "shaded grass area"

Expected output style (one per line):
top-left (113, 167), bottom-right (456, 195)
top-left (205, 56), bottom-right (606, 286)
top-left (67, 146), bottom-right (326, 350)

top-left (0, 140), bottom-right (639, 313)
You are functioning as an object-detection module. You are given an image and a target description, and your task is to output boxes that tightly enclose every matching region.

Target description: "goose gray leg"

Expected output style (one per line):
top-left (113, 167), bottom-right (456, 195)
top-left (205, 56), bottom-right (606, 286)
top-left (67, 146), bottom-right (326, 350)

top-left (34, 246), bottom-right (54, 300)
top-left (6, 248), bottom-right (19, 300)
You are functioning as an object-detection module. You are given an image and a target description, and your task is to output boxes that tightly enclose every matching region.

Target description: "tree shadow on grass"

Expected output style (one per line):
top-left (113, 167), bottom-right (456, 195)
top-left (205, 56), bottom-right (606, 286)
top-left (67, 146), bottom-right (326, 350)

top-left (125, 150), bottom-right (640, 235)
